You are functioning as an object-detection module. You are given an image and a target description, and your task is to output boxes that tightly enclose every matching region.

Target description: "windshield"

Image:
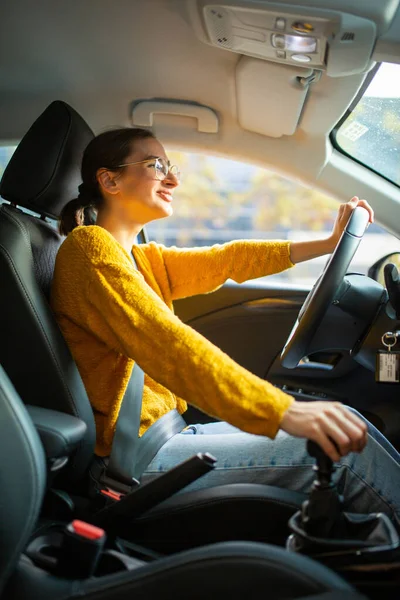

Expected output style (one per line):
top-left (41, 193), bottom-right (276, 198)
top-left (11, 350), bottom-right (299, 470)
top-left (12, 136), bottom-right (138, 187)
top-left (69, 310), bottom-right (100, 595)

top-left (334, 62), bottom-right (400, 186)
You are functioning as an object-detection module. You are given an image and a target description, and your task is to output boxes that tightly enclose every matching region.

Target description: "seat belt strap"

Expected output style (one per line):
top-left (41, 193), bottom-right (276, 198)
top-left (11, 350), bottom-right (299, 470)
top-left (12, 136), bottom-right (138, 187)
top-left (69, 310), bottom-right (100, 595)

top-left (103, 250), bottom-right (186, 487)
top-left (105, 361), bottom-right (145, 486)
top-left (105, 362), bottom-right (185, 487)
top-left (129, 408), bottom-right (186, 480)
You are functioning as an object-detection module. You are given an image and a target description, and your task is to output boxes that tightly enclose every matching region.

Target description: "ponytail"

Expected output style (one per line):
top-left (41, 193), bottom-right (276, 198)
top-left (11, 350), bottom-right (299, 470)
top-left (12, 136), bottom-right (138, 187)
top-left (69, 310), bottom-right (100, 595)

top-left (59, 183), bottom-right (98, 236)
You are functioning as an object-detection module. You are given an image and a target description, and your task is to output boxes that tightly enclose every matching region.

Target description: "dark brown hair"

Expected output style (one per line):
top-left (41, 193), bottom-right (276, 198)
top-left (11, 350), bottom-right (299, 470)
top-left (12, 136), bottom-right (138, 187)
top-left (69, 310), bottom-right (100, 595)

top-left (59, 127), bottom-right (156, 236)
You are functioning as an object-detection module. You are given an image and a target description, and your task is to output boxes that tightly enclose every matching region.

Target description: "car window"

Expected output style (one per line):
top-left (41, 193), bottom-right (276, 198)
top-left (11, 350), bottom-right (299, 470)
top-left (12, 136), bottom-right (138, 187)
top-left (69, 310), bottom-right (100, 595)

top-left (0, 146), bottom-right (16, 180)
top-left (334, 62), bottom-right (400, 187)
top-left (146, 151), bottom-right (400, 286)
top-left (0, 145), bottom-right (60, 228)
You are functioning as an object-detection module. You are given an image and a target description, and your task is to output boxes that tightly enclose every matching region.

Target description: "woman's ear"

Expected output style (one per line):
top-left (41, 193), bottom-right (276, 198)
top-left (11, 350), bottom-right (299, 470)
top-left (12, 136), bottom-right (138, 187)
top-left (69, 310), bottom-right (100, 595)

top-left (97, 169), bottom-right (120, 195)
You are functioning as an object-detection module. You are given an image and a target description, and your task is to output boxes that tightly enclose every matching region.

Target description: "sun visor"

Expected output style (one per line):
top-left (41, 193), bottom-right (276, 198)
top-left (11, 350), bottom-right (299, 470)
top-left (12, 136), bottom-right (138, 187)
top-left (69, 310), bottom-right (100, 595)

top-left (236, 56), bottom-right (313, 137)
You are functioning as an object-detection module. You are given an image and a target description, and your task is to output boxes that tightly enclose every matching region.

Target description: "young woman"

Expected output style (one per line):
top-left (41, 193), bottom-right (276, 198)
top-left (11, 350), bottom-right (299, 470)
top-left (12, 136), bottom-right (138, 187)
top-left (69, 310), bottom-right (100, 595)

top-left (51, 127), bottom-right (400, 523)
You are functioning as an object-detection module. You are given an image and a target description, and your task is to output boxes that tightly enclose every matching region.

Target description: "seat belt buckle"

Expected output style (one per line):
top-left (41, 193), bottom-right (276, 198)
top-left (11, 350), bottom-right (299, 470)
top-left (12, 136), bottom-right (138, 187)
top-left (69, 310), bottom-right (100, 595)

top-left (99, 472), bottom-right (140, 495)
top-left (56, 520), bottom-right (106, 578)
top-left (100, 487), bottom-right (124, 502)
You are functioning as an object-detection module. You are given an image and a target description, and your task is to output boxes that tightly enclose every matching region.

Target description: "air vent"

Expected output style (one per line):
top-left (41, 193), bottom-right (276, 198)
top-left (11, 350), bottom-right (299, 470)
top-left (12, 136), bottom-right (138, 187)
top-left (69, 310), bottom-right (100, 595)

top-left (341, 32), bottom-right (355, 41)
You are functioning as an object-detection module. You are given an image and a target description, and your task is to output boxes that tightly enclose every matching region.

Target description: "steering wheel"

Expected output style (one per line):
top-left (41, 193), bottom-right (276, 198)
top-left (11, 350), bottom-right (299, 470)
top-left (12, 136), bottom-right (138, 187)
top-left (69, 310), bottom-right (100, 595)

top-left (280, 206), bottom-right (370, 369)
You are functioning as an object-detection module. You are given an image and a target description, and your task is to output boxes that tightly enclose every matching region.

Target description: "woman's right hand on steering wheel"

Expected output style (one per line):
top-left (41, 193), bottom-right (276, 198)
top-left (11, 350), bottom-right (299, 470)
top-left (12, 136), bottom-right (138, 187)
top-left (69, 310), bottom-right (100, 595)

top-left (280, 400), bottom-right (368, 462)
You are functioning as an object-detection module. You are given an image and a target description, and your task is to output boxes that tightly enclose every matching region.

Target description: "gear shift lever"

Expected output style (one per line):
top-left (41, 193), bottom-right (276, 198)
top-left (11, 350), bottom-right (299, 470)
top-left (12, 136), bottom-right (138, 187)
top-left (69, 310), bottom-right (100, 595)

top-left (287, 439), bottom-right (400, 566)
top-left (307, 440), bottom-right (334, 483)
top-left (301, 441), bottom-right (345, 538)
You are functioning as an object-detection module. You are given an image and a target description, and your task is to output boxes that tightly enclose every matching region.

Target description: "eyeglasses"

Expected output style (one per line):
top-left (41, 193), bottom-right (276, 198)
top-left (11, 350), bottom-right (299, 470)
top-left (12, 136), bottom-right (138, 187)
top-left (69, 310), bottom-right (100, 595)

top-left (117, 157), bottom-right (180, 182)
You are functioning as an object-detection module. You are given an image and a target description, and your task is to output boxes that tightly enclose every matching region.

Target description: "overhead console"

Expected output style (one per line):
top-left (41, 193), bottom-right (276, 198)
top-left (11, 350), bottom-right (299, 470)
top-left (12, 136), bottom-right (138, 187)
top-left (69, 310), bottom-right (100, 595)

top-left (186, 0), bottom-right (382, 76)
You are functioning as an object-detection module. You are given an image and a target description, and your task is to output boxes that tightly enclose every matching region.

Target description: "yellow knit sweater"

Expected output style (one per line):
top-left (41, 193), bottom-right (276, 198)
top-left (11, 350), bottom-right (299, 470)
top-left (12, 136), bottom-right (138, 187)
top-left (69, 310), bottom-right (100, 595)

top-left (51, 225), bottom-right (295, 456)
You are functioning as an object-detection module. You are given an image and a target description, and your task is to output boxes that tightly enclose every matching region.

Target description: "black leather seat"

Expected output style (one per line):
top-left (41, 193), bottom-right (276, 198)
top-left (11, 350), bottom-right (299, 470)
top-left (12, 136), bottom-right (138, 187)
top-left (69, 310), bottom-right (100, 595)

top-left (0, 100), bottom-right (306, 550)
top-left (0, 363), bottom-right (367, 600)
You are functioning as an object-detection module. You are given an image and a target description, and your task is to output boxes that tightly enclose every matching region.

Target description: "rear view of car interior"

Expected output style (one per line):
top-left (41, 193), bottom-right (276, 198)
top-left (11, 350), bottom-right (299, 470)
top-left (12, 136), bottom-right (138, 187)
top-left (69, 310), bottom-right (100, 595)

top-left (1, 1), bottom-right (400, 599)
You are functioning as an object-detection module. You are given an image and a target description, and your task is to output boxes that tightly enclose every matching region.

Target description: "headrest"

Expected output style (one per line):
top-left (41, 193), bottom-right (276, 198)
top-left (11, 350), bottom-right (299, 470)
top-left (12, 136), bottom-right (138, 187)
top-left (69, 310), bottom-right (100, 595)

top-left (0, 101), bottom-right (94, 219)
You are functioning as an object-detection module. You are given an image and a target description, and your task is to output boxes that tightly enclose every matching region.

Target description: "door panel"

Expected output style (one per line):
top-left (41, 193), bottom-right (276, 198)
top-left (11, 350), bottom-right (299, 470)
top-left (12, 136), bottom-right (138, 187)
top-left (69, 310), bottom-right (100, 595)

top-left (174, 281), bottom-right (305, 424)
top-left (176, 293), bottom-right (303, 379)
top-left (174, 281), bottom-right (359, 384)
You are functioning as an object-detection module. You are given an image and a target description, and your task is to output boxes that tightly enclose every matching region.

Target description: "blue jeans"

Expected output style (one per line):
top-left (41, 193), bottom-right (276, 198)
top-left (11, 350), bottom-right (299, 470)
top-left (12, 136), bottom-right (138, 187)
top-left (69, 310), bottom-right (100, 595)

top-left (141, 415), bottom-right (400, 525)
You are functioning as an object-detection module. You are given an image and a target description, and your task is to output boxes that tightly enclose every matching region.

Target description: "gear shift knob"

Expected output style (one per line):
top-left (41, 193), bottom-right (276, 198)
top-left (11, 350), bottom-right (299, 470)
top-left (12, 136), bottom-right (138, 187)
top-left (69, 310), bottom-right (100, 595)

top-left (307, 440), bottom-right (329, 461)
top-left (307, 440), bottom-right (334, 489)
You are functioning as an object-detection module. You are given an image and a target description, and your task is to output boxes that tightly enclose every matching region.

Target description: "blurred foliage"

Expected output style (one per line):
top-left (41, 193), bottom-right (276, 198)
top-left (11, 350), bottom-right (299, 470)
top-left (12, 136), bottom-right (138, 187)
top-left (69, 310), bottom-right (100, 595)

top-left (161, 149), bottom-right (338, 245)
top-left (236, 170), bottom-right (337, 231)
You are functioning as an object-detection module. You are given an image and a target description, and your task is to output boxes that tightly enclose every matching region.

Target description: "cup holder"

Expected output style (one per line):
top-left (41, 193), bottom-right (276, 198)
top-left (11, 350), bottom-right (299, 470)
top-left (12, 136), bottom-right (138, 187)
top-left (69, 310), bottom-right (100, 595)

top-left (26, 530), bottom-right (62, 568)
top-left (25, 526), bottom-right (145, 577)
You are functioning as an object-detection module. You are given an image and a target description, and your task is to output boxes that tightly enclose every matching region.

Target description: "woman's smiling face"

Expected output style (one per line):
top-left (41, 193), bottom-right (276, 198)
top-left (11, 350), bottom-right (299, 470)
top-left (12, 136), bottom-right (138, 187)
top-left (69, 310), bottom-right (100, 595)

top-left (98, 136), bottom-right (180, 225)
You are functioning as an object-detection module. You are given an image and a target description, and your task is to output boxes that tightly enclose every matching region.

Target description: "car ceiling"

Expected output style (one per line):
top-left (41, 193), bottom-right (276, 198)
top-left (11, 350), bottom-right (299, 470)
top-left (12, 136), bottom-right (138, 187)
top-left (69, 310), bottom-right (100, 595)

top-left (1, 0), bottom-right (400, 232)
